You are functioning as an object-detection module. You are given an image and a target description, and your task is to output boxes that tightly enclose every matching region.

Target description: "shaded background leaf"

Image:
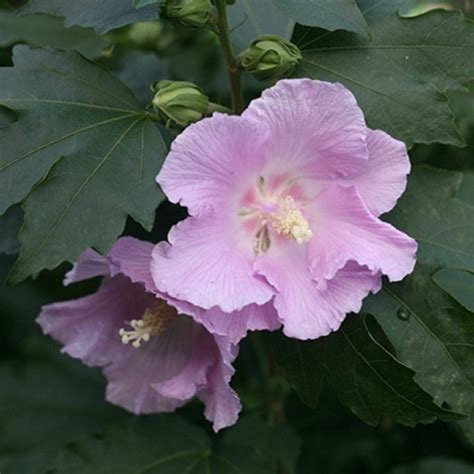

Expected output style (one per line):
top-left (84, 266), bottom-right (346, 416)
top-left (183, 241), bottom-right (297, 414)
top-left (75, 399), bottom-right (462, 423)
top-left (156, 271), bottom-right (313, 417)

top-left (21, 0), bottom-right (159, 34)
top-left (0, 9), bottom-right (107, 58)
top-left (432, 268), bottom-right (474, 312)
top-left (364, 264), bottom-right (474, 442)
top-left (272, 0), bottom-right (369, 36)
top-left (294, 8), bottom-right (474, 145)
top-left (386, 167), bottom-right (474, 272)
top-left (269, 315), bottom-right (461, 428)
top-left (0, 205), bottom-right (21, 255)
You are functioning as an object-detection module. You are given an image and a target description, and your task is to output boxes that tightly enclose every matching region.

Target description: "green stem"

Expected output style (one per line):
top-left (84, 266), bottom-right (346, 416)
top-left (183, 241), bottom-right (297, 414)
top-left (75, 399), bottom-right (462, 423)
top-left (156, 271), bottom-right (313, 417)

top-left (214, 0), bottom-right (244, 114)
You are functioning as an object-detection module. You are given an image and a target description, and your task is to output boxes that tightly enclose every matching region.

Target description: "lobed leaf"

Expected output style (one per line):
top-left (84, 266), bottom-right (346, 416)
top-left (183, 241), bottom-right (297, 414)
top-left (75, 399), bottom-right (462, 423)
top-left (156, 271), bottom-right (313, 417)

top-left (227, 0), bottom-right (295, 51)
top-left (364, 264), bottom-right (474, 442)
top-left (295, 8), bottom-right (474, 145)
top-left (0, 46), bottom-right (167, 282)
top-left (272, 0), bottom-right (368, 36)
top-left (0, 356), bottom-right (125, 474)
top-left (387, 167), bottom-right (474, 272)
top-left (269, 315), bottom-right (461, 427)
top-left (0, 205), bottom-right (21, 255)
top-left (0, 10), bottom-right (107, 58)
top-left (21, 0), bottom-right (158, 34)
top-left (49, 416), bottom-right (300, 474)
top-left (432, 268), bottom-right (474, 312)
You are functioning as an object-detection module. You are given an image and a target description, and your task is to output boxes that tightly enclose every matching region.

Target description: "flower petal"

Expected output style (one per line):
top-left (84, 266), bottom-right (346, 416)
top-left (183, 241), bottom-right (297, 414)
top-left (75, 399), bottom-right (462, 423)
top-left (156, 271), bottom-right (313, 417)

top-left (199, 336), bottom-right (241, 432)
top-left (334, 129), bottom-right (410, 216)
top-left (107, 237), bottom-right (156, 293)
top-left (308, 185), bottom-right (417, 282)
top-left (64, 248), bottom-right (110, 285)
top-left (37, 275), bottom-right (154, 366)
top-left (170, 299), bottom-right (281, 344)
top-left (154, 325), bottom-right (241, 431)
top-left (256, 246), bottom-right (381, 339)
top-left (151, 216), bottom-right (275, 312)
top-left (105, 317), bottom-right (194, 414)
top-left (243, 79), bottom-right (368, 180)
top-left (157, 113), bottom-right (268, 215)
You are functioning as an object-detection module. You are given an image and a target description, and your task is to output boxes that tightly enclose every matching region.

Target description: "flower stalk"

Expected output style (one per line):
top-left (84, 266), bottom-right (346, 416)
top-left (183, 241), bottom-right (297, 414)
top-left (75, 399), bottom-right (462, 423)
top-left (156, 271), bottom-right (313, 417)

top-left (213, 0), bottom-right (244, 114)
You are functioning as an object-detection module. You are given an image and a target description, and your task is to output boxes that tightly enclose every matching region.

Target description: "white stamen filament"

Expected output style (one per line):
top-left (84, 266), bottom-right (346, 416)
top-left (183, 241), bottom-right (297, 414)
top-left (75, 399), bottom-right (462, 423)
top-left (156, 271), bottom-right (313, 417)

top-left (119, 300), bottom-right (178, 348)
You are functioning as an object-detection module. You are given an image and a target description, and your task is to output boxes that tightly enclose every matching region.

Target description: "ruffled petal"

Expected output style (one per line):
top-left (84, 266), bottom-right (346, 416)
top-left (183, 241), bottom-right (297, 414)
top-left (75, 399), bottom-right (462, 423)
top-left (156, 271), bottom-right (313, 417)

top-left (64, 248), bottom-right (110, 285)
top-left (308, 185), bottom-right (417, 282)
top-left (105, 317), bottom-right (194, 414)
top-left (157, 113), bottom-right (268, 215)
top-left (255, 245), bottom-right (381, 339)
top-left (334, 129), bottom-right (410, 216)
top-left (37, 275), bottom-right (155, 366)
top-left (169, 298), bottom-right (281, 344)
top-left (199, 336), bottom-right (241, 432)
top-left (243, 79), bottom-right (368, 180)
top-left (153, 323), bottom-right (241, 431)
top-left (151, 216), bottom-right (275, 312)
top-left (107, 236), bottom-right (156, 293)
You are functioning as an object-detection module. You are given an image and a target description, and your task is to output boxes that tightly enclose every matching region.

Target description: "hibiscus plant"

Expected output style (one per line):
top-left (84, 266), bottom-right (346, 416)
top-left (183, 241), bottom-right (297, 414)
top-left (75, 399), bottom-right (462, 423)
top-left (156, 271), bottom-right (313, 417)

top-left (1, 0), bottom-right (474, 472)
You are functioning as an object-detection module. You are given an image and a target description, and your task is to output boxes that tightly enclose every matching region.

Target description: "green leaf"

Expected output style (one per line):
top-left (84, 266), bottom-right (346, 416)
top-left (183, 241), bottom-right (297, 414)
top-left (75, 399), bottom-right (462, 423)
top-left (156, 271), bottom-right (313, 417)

top-left (390, 458), bottom-right (474, 474)
top-left (269, 315), bottom-right (461, 427)
top-left (49, 416), bottom-right (301, 473)
top-left (21, 0), bottom-right (159, 34)
top-left (432, 268), bottom-right (474, 312)
top-left (457, 171), bottom-right (474, 206)
top-left (364, 264), bottom-right (474, 442)
top-left (0, 354), bottom-right (125, 474)
top-left (134, 0), bottom-right (158, 7)
top-left (267, 332), bottom-right (324, 408)
top-left (387, 167), bottom-right (474, 272)
top-left (0, 205), bottom-right (22, 255)
top-left (295, 9), bottom-right (474, 145)
top-left (227, 0), bottom-right (295, 50)
top-left (272, 0), bottom-right (368, 37)
top-left (0, 10), bottom-right (107, 58)
top-left (0, 46), bottom-right (167, 283)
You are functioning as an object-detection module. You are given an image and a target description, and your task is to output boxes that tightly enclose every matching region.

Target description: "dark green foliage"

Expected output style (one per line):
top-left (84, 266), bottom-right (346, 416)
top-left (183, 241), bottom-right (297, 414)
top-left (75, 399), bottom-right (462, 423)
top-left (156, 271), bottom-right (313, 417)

top-left (0, 47), bottom-right (167, 282)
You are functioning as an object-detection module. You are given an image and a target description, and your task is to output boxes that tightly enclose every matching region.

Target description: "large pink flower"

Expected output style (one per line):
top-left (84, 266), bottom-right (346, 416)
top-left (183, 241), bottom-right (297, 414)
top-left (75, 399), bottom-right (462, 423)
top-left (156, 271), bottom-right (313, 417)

top-left (37, 237), bottom-right (245, 431)
top-left (152, 79), bottom-right (417, 340)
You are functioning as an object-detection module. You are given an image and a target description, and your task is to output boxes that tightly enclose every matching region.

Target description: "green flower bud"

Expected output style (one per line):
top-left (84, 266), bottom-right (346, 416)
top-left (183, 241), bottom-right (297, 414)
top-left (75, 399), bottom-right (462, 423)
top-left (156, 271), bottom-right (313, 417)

top-left (152, 80), bottom-right (209, 127)
top-left (128, 21), bottom-right (162, 50)
top-left (241, 35), bottom-right (302, 82)
top-left (161, 0), bottom-right (212, 29)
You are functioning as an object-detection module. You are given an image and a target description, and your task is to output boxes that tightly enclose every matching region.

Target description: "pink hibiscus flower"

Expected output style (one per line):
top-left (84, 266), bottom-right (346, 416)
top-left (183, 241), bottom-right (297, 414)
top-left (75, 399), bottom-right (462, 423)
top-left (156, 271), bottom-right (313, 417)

top-left (152, 79), bottom-right (417, 340)
top-left (37, 237), bottom-right (245, 431)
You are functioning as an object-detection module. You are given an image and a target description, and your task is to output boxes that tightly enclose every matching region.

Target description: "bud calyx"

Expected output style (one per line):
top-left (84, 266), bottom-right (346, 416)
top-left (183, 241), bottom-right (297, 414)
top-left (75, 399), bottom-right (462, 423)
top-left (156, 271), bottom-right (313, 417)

top-left (241, 35), bottom-right (302, 82)
top-left (161, 0), bottom-right (212, 29)
top-left (152, 80), bottom-right (209, 127)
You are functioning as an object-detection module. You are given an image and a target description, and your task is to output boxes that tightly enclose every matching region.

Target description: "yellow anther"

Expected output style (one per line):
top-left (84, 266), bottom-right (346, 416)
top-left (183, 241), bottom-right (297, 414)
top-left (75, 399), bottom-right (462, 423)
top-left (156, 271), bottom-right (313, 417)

top-left (270, 196), bottom-right (313, 244)
top-left (119, 299), bottom-right (178, 348)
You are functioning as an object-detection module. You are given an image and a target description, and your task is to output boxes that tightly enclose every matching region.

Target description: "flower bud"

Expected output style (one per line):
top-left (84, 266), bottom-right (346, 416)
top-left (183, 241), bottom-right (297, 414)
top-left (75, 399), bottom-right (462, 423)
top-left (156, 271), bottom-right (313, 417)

top-left (161, 0), bottom-right (212, 29)
top-left (241, 35), bottom-right (302, 82)
top-left (128, 22), bottom-right (162, 50)
top-left (152, 80), bottom-right (209, 127)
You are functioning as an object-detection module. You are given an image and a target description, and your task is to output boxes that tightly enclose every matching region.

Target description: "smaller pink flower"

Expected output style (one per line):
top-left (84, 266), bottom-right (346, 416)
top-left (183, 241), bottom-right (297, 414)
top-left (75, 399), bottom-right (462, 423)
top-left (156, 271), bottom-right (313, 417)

top-left (152, 79), bottom-right (417, 340)
top-left (37, 237), bottom-right (244, 431)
